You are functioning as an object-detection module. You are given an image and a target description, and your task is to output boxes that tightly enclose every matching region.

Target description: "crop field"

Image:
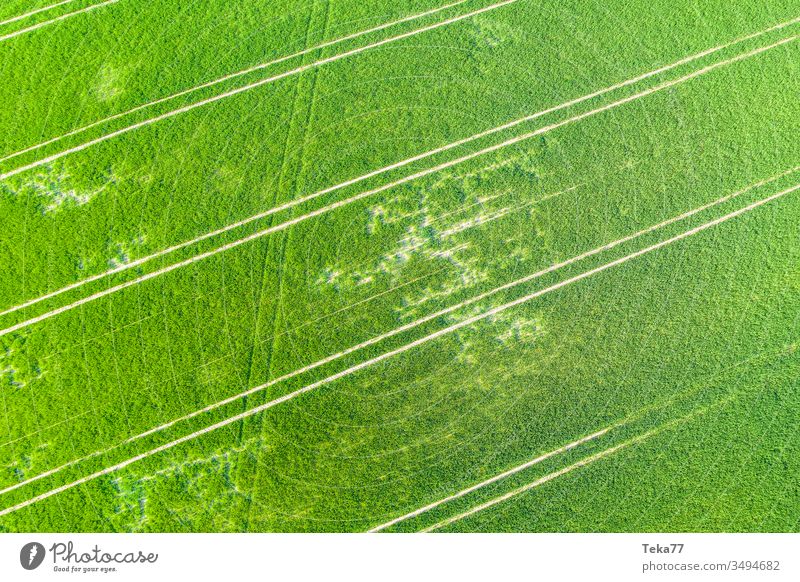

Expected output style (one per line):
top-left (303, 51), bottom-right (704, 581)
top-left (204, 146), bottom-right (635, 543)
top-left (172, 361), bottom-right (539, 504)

top-left (0, 0), bottom-right (798, 533)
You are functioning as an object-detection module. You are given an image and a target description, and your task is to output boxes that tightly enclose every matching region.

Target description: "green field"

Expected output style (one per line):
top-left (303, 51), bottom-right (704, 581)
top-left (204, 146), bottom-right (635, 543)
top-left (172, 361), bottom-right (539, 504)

top-left (0, 0), bottom-right (798, 532)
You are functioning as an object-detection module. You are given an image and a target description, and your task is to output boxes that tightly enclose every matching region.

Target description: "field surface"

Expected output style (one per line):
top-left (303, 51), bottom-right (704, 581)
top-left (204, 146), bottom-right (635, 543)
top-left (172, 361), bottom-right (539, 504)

top-left (0, 0), bottom-right (799, 532)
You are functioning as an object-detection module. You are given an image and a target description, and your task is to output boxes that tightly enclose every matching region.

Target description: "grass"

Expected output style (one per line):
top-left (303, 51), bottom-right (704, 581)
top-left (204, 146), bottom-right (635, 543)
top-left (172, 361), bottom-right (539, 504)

top-left (0, 0), bottom-right (798, 532)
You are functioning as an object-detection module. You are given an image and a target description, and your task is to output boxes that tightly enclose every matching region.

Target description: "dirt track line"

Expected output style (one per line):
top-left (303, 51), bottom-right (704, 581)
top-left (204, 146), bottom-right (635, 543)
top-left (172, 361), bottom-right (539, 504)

top-left (0, 0), bottom-right (470, 163)
top-left (0, 35), bottom-right (794, 337)
top-left (0, 0), bottom-right (119, 43)
top-left (3, 167), bottom-right (791, 497)
top-left (420, 399), bottom-right (721, 531)
top-left (385, 353), bottom-right (766, 532)
top-left (369, 427), bottom-right (612, 532)
top-left (3, 17), bottom-right (798, 319)
top-left (422, 440), bottom-right (634, 531)
top-left (0, 0), bottom-right (77, 27)
top-left (0, 0), bottom-right (519, 181)
top-left (1, 178), bottom-right (796, 518)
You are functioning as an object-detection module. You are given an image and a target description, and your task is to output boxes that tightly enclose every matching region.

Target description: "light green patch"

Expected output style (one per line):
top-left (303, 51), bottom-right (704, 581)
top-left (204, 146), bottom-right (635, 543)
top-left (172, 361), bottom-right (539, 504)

top-left (92, 64), bottom-right (125, 103)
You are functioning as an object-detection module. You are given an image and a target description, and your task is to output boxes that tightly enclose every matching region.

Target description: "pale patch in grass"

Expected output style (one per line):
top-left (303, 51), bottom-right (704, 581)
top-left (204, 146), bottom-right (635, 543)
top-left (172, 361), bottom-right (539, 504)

top-left (92, 64), bottom-right (124, 102)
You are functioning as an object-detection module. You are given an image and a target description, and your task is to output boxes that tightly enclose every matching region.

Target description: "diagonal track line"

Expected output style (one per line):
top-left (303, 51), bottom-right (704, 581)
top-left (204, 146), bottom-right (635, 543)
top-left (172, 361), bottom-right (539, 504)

top-left (3, 16), bottom-right (799, 319)
top-left (369, 427), bottom-right (612, 532)
top-left (0, 0), bottom-right (471, 164)
top-left (1, 167), bottom-right (783, 498)
top-left (0, 177), bottom-right (796, 518)
top-left (420, 397), bottom-right (724, 532)
top-left (0, 0), bottom-right (520, 181)
top-left (0, 0), bottom-right (77, 27)
top-left (371, 345), bottom-right (787, 532)
top-left (1, 34), bottom-right (795, 338)
top-left (422, 439), bottom-right (638, 531)
top-left (0, 0), bottom-right (119, 43)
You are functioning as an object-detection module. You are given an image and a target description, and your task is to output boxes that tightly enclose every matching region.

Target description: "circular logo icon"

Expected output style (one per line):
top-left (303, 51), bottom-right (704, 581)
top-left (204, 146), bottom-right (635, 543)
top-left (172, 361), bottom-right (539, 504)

top-left (20, 542), bottom-right (46, 570)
